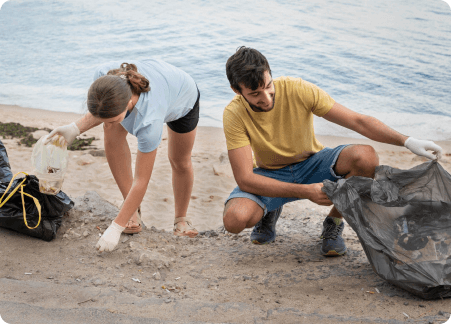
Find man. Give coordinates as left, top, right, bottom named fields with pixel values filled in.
left=222, top=46, right=442, bottom=256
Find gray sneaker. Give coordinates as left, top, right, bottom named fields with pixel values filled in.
left=320, top=217, right=347, bottom=256
left=250, top=206, right=283, bottom=244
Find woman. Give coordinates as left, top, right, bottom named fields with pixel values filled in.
left=47, top=59, right=200, bottom=252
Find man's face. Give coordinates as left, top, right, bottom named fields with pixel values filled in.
left=234, top=71, right=275, bottom=112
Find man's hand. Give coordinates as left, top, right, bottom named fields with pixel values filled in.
left=404, top=137, right=442, bottom=160
left=306, top=183, right=333, bottom=206
left=44, top=122, right=80, bottom=146
left=95, top=221, right=125, bottom=252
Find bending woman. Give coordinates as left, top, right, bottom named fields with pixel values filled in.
left=47, top=59, right=200, bottom=251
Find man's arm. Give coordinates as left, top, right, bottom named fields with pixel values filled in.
left=322, top=102, right=408, bottom=146
left=323, top=102, right=442, bottom=160
left=228, top=145, right=332, bottom=205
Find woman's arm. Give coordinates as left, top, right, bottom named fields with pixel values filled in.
left=75, top=112, right=103, bottom=134
left=113, top=148, right=157, bottom=227
left=96, top=148, right=157, bottom=252
left=46, top=112, right=103, bottom=145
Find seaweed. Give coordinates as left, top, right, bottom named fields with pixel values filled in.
left=0, top=122, right=39, bottom=138
left=0, top=122, right=95, bottom=151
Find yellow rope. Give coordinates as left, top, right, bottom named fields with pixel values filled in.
left=0, top=172, right=42, bottom=229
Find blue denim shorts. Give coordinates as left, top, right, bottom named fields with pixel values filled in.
left=225, top=145, right=350, bottom=214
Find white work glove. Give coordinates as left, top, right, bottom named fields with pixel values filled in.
left=44, top=122, right=80, bottom=146
left=95, top=221, right=125, bottom=252
left=404, top=137, right=442, bottom=161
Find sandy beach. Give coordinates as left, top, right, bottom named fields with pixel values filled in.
left=1, top=103, right=451, bottom=323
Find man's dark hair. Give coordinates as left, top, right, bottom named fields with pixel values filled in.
left=226, top=46, right=272, bottom=92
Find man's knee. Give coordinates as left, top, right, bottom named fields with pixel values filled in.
left=350, top=145, right=379, bottom=177
left=223, top=206, right=248, bottom=234
left=223, top=199, right=262, bottom=234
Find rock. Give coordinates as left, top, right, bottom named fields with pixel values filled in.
left=31, top=130, right=50, bottom=140
left=219, top=152, right=229, bottom=163
left=65, top=191, right=117, bottom=225
left=76, top=154, right=96, bottom=166
left=134, top=250, right=173, bottom=268
left=92, top=278, right=105, bottom=286
left=200, top=230, right=219, bottom=238
left=88, top=149, right=106, bottom=157
left=129, top=242, right=141, bottom=251
left=83, top=231, right=89, bottom=237
left=153, top=272, right=161, bottom=280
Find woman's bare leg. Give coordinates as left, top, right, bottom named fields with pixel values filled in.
left=167, top=126, right=197, bottom=235
left=103, top=122, right=139, bottom=226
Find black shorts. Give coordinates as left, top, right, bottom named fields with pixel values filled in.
left=167, top=89, right=200, bottom=134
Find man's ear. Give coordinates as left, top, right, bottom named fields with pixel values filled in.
left=231, top=86, right=241, bottom=95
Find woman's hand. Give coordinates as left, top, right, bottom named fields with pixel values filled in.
left=95, top=221, right=125, bottom=252
left=45, top=122, right=80, bottom=146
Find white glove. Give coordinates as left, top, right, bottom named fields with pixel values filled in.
left=44, top=122, right=80, bottom=146
left=404, top=137, right=442, bottom=160
left=95, top=221, right=125, bottom=252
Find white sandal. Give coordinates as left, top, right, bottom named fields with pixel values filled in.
left=173, top=217, right=198, bottom=238
left=123, top=206, right=143, bottom=234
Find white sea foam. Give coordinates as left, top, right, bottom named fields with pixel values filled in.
left=314, top=111, right=451, bottom=141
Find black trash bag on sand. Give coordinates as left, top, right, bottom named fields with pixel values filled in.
left=0, top=139, right=74, bottom=241
left=323, top=161, right=451, bottom=299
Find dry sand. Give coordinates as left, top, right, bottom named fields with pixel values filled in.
left=1, top=103, right=451, bottom=323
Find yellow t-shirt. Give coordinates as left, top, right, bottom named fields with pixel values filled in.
left=223, top=76, right=335, bottom=170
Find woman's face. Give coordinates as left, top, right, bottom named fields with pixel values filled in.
left=100, top=97, right=133, bottom=125
left=101, top=108, right=128, bottom=125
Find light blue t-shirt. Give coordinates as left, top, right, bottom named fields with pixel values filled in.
left=93, top=59, right=198, bottom=153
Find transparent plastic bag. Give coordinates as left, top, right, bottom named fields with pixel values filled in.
left=31, top=135, right=68, bottom=195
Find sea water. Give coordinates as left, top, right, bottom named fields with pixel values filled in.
left=0, top=0, right=450, bottom=140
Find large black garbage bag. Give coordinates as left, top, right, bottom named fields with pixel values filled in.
left=323, top=161, right=451, bottom=299
left=0, top=140, right=74, bottom=241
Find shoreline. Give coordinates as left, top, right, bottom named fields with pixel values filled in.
left=3, top=103, right=451, bottom=143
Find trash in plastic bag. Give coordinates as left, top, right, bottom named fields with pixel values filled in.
left=31, top=135, right=68, bottom=195
left=322, top=161, right=451, bottom=299
left=0, top=139, right=74, bottom=241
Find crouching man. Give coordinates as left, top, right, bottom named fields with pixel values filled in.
left=222, top=46, right=442, bottom=256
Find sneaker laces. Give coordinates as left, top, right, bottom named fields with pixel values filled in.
left=321, top=221, right=341, bottom=240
